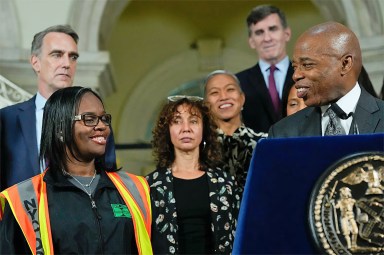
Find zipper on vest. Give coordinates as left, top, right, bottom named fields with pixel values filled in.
left=89, top=195, right=104, bottom=254
left=90, top=197, right=101, bottom=219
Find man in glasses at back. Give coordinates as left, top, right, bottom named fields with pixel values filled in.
left=0, top=25, right=116, bottom=191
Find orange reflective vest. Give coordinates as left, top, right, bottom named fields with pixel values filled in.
left=0, top=170, right=152, bottom=255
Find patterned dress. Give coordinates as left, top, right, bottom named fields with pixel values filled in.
left=146, top=167, right=241, bottom=254
left=217, top=125, right=267, bottom=193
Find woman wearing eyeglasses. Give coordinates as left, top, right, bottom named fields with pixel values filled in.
left=0, top=86, right=152, bottom=254
left=146, top=96, right=241, bottom=254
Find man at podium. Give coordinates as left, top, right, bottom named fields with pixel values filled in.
left=234, top=21, right=384, bottom=255
left=268, top=21, right=384, bottom=138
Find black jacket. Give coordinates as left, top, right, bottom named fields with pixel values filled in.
left=268, top=88, right=384, bottom=138
left=0, top=169, right=138, bottom=254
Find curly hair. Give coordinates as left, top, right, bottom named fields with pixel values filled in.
left=152, top=98, right=222, bottom=171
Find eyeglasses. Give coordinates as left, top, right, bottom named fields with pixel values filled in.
left=167, top=95, right=203, bottom=102
left=73, top=113, right=112, bottom=127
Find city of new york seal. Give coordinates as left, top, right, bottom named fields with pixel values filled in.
left=309, top=152, right=384, bottom=254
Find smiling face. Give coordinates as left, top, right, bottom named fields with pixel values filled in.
left=292, top=35, right=345, bottom=107
left=31, top=32, right=79, bottom=98
left=248, top=13, right=291, bottom=64
left=205, top=73, right=245, bottom=125
left=292, top=22, right=361, bottom=107
left=71, top=92, right=110, bottom=162
left=169, top=104, right=203, bottom=153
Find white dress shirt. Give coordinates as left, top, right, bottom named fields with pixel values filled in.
left=321, top=83, right=361, bottom=135
left=35, top=92, right=47, bottom=172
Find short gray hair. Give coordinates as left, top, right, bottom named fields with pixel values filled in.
left=31, top=24, right=79, bottom=56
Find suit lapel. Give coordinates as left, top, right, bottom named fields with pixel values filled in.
left=300, top=107, right=322, bottom=136
left=281, top=65, right=295, bottom=117
left=354, top=88, right=380, bottom=133
left=18, top=97, right=40, bottom=174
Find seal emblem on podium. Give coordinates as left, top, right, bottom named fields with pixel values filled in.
left=309, top=151, right=384, bottom=254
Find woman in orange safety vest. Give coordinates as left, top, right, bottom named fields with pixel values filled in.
left=0, top=86, right=152, bottom=255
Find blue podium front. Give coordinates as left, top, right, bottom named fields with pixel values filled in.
left=233, top=134, right=384, bottom=254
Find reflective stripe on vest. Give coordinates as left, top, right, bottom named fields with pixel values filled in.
left=0, top=173, right=53, bottom=255
left=106, top=171, right=153, bottom=255
left=0, top=170, right=152, bottom=255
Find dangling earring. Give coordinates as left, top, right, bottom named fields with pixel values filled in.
left=203, top=141, right=206, bottom=149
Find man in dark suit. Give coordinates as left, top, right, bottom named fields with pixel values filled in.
left=268, top=22, right=384, bottom=138
left=0, top=25, right=116, bottom=191
left=237, top=5, right=294, bottom=133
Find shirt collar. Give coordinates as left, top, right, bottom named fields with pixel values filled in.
left=321, top=82, right=361, bottom=115
left=259, top=56, right=289, bottom=72
left=35, top=91, right=47, bottom=111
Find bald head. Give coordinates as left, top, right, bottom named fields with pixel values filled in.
left=301, top=22, right=362, bottom=77
left=292, top=22, right=362, bottom=106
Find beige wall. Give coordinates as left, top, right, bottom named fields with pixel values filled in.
left=13, top=0, right=73, bottom=49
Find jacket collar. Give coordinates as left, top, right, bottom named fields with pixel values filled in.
left=43, top=168, right=116, bottom=190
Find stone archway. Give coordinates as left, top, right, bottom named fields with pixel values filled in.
left=0, top=0, right=21, bottom=49
left=64, top=0, right=133, bottom=97
left=115, top=47, right=254, bottom=174
left=0, top=0, right=131, bottom=97
left=117, top=48, right=254, bottom=143
left=68, top=0, right=130, bottom=52
left=312, top=0, right=384, bottom=93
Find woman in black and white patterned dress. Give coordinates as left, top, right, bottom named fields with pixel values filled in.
left=146, top=96, right=241, bottom=254
left=203, top=70, right=268, bottom=194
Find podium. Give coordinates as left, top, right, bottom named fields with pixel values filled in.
left=233, top=134, right=384, bottom=254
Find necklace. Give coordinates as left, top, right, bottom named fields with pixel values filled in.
left=67, top=170, right=97, bottom=197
